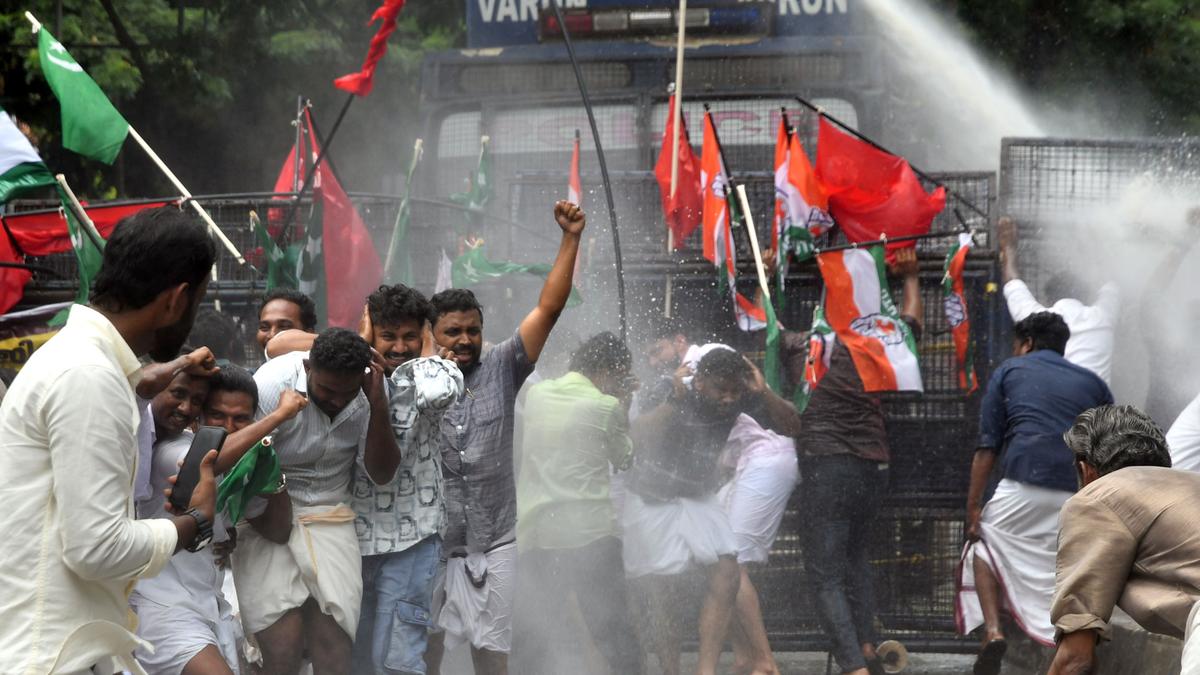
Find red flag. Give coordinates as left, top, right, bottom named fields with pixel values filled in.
left=816, top=119, right=945, bottom=253
left=303, top=111, right=383, bottom=328
left=568, top=132, right=582, bottom=206
left=334, top=0, right=407, bottom=96
left=0, top=233, right=29, bottom=315
left=654, top=96, right=703, bottom=250
left=0, top=201, right=171, bottom=256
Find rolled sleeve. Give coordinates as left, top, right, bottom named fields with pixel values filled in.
left=411, top=356, right=464, bottom=415
left=48, top=367, right=178, bottom=581
left=1003, top=279, right=1048, bottom=322
left=1051, top=493, right=1138, bottom=641
left=978, top=366, right=1008, bottom=449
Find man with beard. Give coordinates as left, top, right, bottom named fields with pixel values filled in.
left=425, top=201, right=585, bottom=675
left=624, top=348, right=802, bottom=675
left=0, top=206, right=219, bottom=674
left=232, top=327, right=401, bottom=674
left=351, top=284, right=463, bottom=675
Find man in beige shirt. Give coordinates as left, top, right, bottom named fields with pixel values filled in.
left=1048, top=404, right=1200, bottom=675
left=0, top=207, right=220, bottom=675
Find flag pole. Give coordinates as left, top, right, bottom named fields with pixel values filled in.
left=793, top=94, right=985, bottom=223
left=736, top=184, right=771, bottom=301
left=292, top=96, right=306, bottom=194
left=279, top=93, right=356, bottom=242
left=550, top=0, right=628, bottom=341
left=669, top=0, right=687, bottom=199
left=124, top=127, right=244, bottom=264
left=53, top=174, right=104, bottom=252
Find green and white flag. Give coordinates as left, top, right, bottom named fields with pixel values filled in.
left=250, top=211, right=298, bottom=291
left=297, top=200, right=327, bottom=326
left=217, top=438, right=282, bottom=525
left=37, top=27, right=130, bottom=164
left=452, top=242, right=581, bottom=306
left=0, top=107, right=56, bottom=203
left=449, top=136, right=492, bottom=230
left=385, top=140, right=422, bottom=286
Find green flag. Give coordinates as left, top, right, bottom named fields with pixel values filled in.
left=449, top=137, right=492, bottom=230
left=763, top=294, right=782, bottom=394
left=297, top=200, right=327, bottom=326
left=217, top=438, right=282, bottom=524
left=0, top=106, right=57, bottom=203
left=37, top=28, right=129, bottom=165
left=385, top=141, right=422, bottom=286
left=452, top=243, right=582, bottom=307
left=250, top=211, right=299, bottom=290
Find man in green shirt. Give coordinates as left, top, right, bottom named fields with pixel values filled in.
left=513, top=331, right=641, bottom=674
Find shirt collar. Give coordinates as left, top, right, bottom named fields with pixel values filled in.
left=68, top=304, right=143, bottom=386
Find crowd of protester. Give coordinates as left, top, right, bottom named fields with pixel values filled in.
left=2, top=201, right=1200, bottom=675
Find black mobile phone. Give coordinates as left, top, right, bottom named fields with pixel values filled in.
left=169, top=425, right=227, bottom=512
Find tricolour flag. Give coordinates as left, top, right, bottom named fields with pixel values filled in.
left=793, top=304, right=835, bottom=412
left=780, top=126, right=834, bottom=268
left=816, top=246, right=922, bottom=392
left=654, top=96, right=703, bottom=249
left=816, top=118, right=943, bottom=254
left=771, top=117, right=790, bottom=286
left=568, top=130, right=582, bottom=205
left=36, top=27, right=129, bottom=164
left=700, top=110, right=762, bottom=332
left=942, top=232, right=977, bottom=393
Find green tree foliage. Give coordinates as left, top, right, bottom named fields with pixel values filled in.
left=0, top=1, right=465, bottom=199
left=943, top=0, right=1200, bottom=132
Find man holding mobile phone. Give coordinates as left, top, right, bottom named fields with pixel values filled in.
left=0, top=207, right=220, bottom=675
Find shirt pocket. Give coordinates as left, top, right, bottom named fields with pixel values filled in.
left=459, top=391, right=504, bottom=464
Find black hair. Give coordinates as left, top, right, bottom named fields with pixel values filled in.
left=1013, top=311, right=1071, bottom=355
left=368, top=284, right=431, bottom=329
left=187, top=307, right=243, bottom=365
left=569, top=331, right=632, bottom=377
left=258, top=288, right=318, bottom=331
left=90, top=206, right=216, bottom=312
left=695, top=347, right=750, bottom=382
left=309, top=327, right=371, bottom=374
left=429, top=288, right=484, bottom=324
left=207, top=365, right=258, bottom=410
left=648, top=317, right=690, bottom=342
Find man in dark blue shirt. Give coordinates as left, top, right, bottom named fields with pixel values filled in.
left=957, top=312, right=1113, bottom=675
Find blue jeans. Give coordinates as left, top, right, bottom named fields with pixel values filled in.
left=800, top=455, right=888, bottom=673
left=354, top=535, right=442, bottom=675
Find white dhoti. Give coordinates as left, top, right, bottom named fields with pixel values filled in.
left=231, top=504, right=361, bottom=640
left=956, top=479, right=1071, bottom=646
left=621, top=491, right=739, bottom=578
left=436, top=541, right=517, bottom=654
left=717, top=415, right=799, bottom=564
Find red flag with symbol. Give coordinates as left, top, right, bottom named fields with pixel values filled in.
left=942, top=232, right=977, bottom=393
left=816, top=119, right=945, bottom=253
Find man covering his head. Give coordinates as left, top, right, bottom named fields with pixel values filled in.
left=1047, top=405, right=1200, bottom=675
left=232, top=327, right=401, bottom=674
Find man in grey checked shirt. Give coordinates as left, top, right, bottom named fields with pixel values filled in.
left=425, top=201, right=586, bottom=675
left=351, top=284, right=463, bottom=675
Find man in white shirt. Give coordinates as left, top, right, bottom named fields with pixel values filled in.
left=0, top=206, right=220, bottom=675
left=998, top=216, right=1119, bottom=385
left=232, top=327, right=401, bottom=675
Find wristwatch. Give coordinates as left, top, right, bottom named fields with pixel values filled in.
left=270, top=472, right=288, bottom=495
left=184, top=508, right=213, bottom=552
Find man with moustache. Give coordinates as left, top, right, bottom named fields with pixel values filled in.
left=255, top=288, right=318, bottom=357
left=351, top=284, right=463, bottom=675
left=425, top=201, right=585, bottom=675
left=0, top=206, right=219, bottom=674
left=624, top=348, right=802, bottom=675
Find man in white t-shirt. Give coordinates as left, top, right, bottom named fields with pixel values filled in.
left=998, top=217, right=1119, bottom=385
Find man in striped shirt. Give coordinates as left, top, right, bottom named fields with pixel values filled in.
left=231, top=328, right=401, bottom=674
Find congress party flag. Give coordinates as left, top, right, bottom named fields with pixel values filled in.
left=942, top=232, right=977, bottom=393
